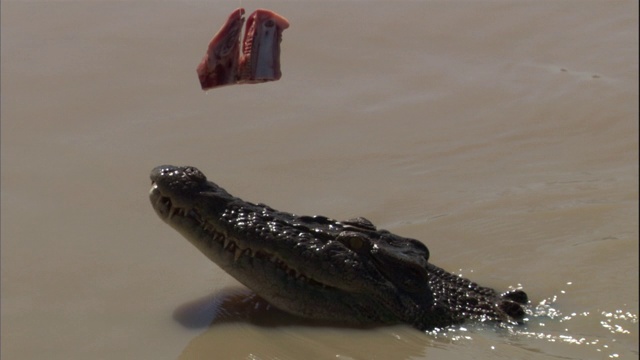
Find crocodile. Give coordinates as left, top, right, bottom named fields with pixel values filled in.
left=149, top=165, right=528, bottom=331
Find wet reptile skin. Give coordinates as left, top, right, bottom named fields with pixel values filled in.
left=149, top=165, right=528, bottom=330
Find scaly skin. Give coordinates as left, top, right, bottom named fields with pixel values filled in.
left=149, top=165, right=528, bottom=330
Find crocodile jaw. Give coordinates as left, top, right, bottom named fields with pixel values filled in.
left=148, top=166, right=408, bottom=324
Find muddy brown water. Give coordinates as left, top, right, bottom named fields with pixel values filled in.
left=2, top=1, right=638, bottom=359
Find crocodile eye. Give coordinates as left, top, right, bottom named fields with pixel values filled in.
left=349, top=236, right=364, bottom=250
left=336, top=232, right=370, bottom=252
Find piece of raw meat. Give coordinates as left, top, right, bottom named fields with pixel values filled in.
left=197, top=8, right=290, bottom=90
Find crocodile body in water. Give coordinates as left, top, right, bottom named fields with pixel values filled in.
left=149, top=165, right=528, bottom=331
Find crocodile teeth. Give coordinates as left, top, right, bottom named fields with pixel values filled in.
left=188, top=209, right=199, bottom=220
left=156, top=196, right=171, bottom=215
left=234, top=247, right=243, bottom=262
left=212, top=232, right=223, bottom=243
left=168, top=206, right=179, bottom=220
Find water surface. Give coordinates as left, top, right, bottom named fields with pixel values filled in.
left=2, top=1, right=638, bottom=359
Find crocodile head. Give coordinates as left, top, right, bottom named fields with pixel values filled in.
left=149, top=165, right=455, bottom=328
left=150, top=165, right=528, bottom=330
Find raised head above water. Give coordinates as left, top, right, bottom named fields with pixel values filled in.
left=149, top=165, right=528, bottom=330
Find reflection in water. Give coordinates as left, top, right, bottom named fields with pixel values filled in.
left=173, top=287, right=320, bottom=329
